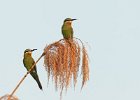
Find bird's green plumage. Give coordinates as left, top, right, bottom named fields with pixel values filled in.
left=62, top=24, right=73, bottom=39
left=62, top=18, right=76, bottom=39
left=23, top=49, right=42, bottom=90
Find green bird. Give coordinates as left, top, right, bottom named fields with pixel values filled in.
left=62, top=18, right=77, bottom=39
left=23, top=49, right=42, bottom=90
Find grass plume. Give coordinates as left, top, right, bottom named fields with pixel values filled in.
left=0, top=94, right=19, bottom=100
left=44, top=38, right=89, bottom=96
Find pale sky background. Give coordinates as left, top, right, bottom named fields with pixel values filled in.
left=0, top=0, right=140, bottom=100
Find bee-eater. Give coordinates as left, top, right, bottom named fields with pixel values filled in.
left=23, top=49, right=42, bottom=90
left=61, top=18, right=77, bottom=39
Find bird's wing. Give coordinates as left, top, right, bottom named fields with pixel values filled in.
left=71, top=27, right=73, bottom=38
left=32, top=58, right=37, bottom=73
left=23, top=58, right=30, bottom=70
left=23, top=57, right=37, bottom=73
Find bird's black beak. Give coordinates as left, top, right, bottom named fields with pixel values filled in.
left=72, top=19, right=77, bottom=21
left=31, top=49, right=37, bottom=52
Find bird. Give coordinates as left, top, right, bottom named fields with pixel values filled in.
left=23, top=49, right=43, bottom=90
left=61, top=18, right=77, bottom=39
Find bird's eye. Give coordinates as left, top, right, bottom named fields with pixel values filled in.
left=24, top=51, right=28, bottom=53
left=64, top=20, right=69, bottom=22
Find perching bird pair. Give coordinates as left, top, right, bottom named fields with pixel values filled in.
left=23, top=18, right=76, bottom=90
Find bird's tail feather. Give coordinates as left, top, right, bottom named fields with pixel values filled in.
left=36, top=78, right=43, bottom=90
left=31, top=73, right=43, bottom=90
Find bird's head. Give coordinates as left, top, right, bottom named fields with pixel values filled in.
left=63, top=18, right=77, bottom=25
left=24, top=49, right=37, bottom=56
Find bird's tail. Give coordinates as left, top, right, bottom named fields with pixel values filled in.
left=31, top=73, right=43, bottom=90
left=35, top=77, right=43, bottom=90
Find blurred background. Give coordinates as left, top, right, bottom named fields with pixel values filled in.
left=0, top=0, right=140, bottom=100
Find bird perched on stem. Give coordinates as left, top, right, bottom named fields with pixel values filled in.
left=23, top=49, right=42, bottom=90
left=61, top=18, right=77, bottom=40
